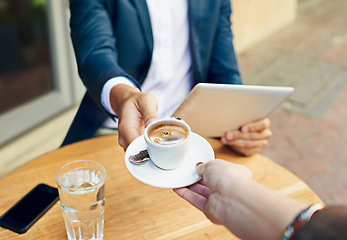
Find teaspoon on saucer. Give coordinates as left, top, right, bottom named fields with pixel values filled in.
left=129, top=149, right=150, bottom=164
left=129, top=137, right=183, bottom=165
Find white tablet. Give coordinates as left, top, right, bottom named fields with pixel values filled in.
left=172, top=83, right=294, bottom=137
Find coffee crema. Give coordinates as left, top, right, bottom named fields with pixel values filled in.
left=148, top=123, right=188, bottom=145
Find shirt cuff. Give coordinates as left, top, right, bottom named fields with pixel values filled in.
left=101, top=76, right=137, bottom=115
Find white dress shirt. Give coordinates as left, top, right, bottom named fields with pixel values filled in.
left=102, top=0, right=192, bottom=128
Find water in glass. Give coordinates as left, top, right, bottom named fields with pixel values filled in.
left=58, top=168, right=105, bottom=240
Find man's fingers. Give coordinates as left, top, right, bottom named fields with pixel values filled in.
left=231, top=146, right=263, bottom=156
left=117, top=92, right=159, bottom=149
left=118, top=118, right=143, bottom=150
left=226, top=138, right=269, bottom=149
left=241, top=118, right=271, bottom=133
left=223, top=129, right=272, bottom=142
left=223, top=138, right=269, bottom=156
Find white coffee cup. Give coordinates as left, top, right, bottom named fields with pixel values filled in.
left=144, top=118, right=191, bottom=170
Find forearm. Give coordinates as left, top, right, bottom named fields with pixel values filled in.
left=69, top=0, right=135, bottom=104
left=214, top=178, right=307, bottom=240
left=238, top=182, right=307, bottom=240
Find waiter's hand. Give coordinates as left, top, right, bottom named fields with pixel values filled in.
left=221, top=118, right=272, bottom=156
left=174, top=159, right=307, bottom=240
left=110, top=84, right=159, bottom=150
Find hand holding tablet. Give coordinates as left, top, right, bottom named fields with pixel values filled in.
left=172, top=83, right=294, bottom=137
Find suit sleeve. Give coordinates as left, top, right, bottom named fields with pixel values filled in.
left=69, top=0, right=140, bottom=106
left=207, top=0, right=242, bottom=85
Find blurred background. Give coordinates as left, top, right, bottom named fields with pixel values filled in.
left=0, top=0, right=346, bottom=205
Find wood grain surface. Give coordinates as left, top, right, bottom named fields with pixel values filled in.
left=0, top=135, right=322, bottom=239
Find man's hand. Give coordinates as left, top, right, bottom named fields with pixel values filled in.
left=221, top=118, right=272, bottom=156
left=110, top=84, right=159, bottom=150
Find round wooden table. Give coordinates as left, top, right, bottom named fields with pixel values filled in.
left=0, top=135, right=322, bottom=239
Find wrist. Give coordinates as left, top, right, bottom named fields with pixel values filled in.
left=101, top=76, right=138, bottom=115
left=281, top=203, right=325, bottom=240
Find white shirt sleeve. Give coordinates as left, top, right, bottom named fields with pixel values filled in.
left=101, top=76, right=137, bottom=115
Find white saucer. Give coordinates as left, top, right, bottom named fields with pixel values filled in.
left=125, top=133, right=215, bottom=188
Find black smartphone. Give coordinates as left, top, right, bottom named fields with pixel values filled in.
left=0, top=183, right=59, bottom=234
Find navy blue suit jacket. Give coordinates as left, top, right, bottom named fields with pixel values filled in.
left=62, top=0, right=242, bottom=146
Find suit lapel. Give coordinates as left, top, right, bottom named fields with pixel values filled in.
left=130, top=0, right=153, bottom=53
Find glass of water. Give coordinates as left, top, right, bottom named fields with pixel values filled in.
left=56, top=160, right=106, bottom=240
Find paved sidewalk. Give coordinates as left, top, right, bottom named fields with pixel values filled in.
left=238, top=0, right=347, bottom=205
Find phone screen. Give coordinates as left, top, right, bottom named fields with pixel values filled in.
left=0, top=183, right=59, bottom=234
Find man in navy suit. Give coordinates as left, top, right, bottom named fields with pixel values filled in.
left=62, top=0, right=272, bottom=156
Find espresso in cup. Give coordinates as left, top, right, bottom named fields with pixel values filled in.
left=144, top=118, right=191, bottom=170
left=148, top=123, right=189, bottom=145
